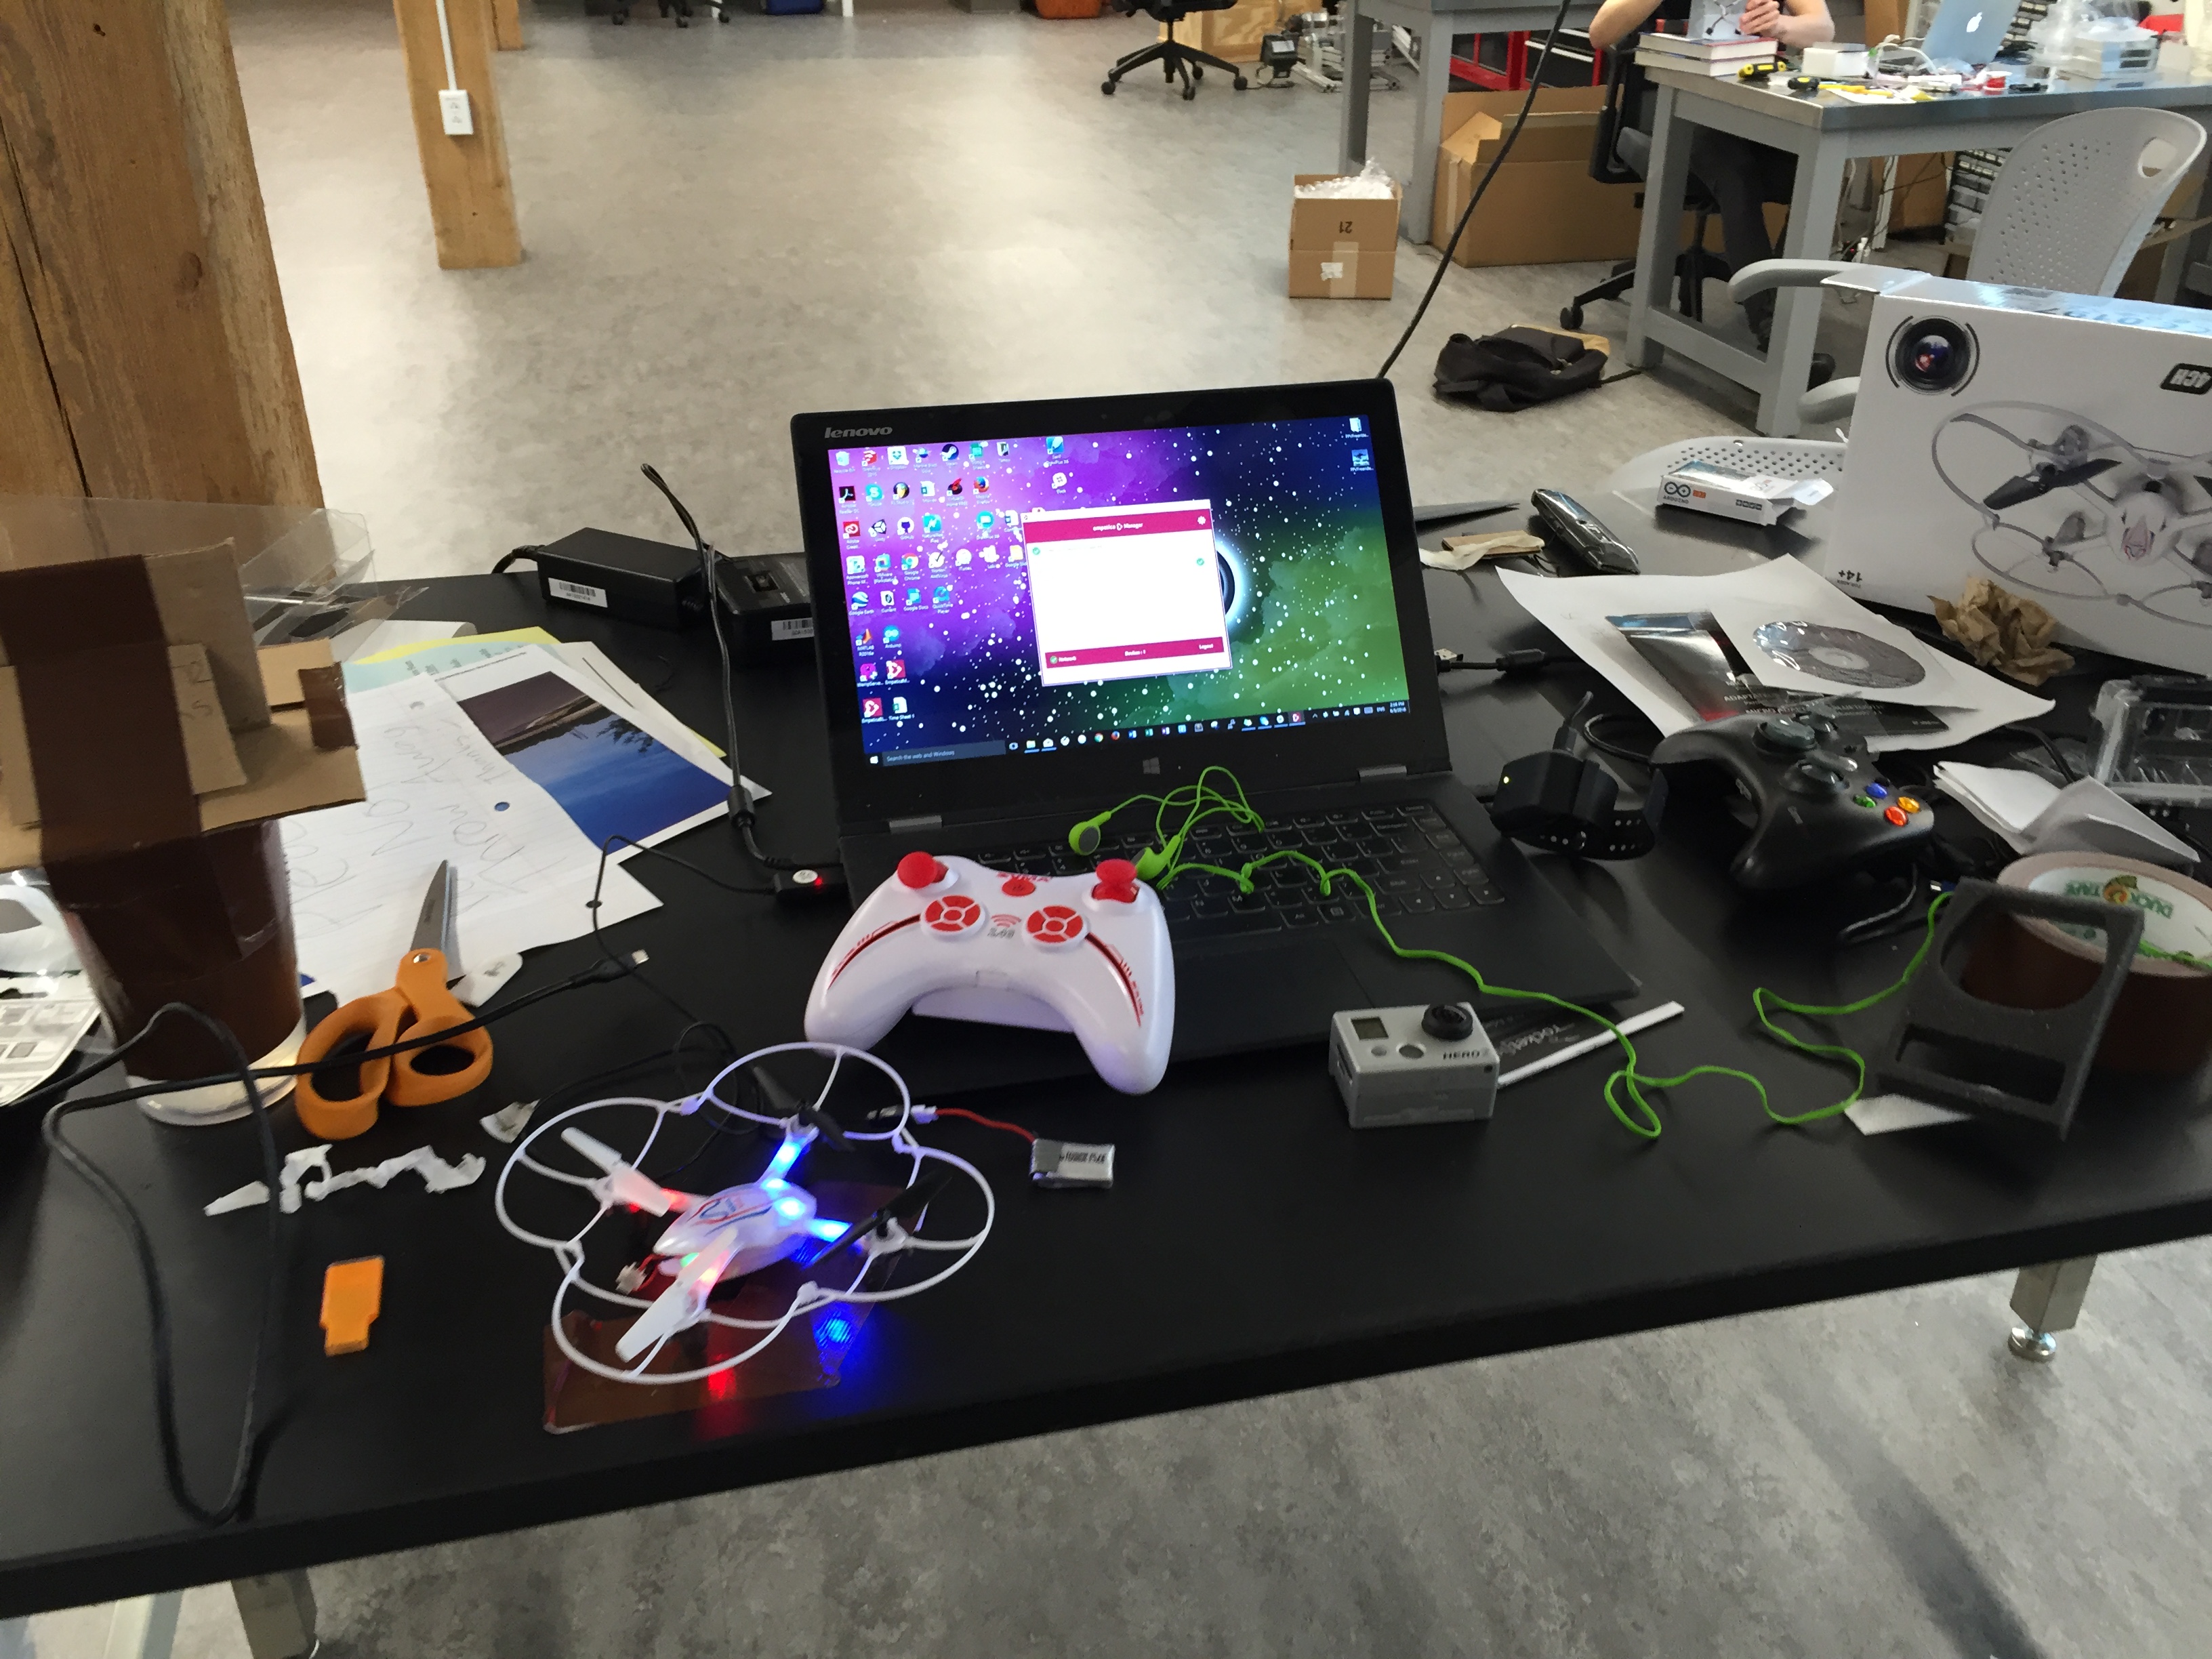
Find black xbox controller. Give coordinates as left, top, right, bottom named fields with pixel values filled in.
left=1649, top=712, right=1932, bottom=889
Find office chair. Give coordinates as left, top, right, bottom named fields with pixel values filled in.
left=1559, top=41, right=1732, bottom=330
left=1103, top=0, right=1250, bottom=100
left=1733, top=106, right=2208, bottom=428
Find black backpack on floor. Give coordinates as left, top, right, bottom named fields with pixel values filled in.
left=1433, top=327, right=1608, bottom=412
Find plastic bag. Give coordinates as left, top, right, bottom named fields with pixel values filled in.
left=1294, top=157, right=1397, bottom=199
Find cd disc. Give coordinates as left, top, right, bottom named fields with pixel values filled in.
left=1749, top=621, right=1927, bottom=689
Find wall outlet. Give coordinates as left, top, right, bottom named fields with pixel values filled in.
left=438, top=88, right=474, bottom=136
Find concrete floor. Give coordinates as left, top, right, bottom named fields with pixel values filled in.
left=24, top=3, right=2212, bottom=1654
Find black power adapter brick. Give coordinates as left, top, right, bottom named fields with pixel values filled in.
left=499, top=529, right=707, bottom=630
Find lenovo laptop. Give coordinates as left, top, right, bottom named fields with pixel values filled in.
left=790, top=380, right=1635, bottom=1082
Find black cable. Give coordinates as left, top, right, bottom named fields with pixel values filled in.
left=1837, top=861, right=1938, bottom=948
left=638, top=464, right=839, bottom=876
left=491, top=546, right=543, bottom=575
left=42, top=1004, right=283, bottom=1526
left=1374, top=0, right=1574, bottom=380
left=2000, top=722, right=2078, bottom=783
left=583, top=834, right=762, bottom=1040
left=1435, top=647, right=1573, bottom=675
left=1579, top=710, right=1662, bottom=768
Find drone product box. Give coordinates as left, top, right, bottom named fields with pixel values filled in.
left=1659, top=457, right=1834, bottom=527
left=1820, top=270, right=2212, bottom=675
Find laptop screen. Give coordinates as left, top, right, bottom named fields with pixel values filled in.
left=821, top=415, right=1412, bottom=770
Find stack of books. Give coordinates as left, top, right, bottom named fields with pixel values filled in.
left=1633, top=32, right=1778, bottom=76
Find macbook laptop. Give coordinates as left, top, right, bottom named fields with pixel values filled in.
left=790, top=380, right=1635, bottom=1086
left=1920, top=0, right=2007, bottom=70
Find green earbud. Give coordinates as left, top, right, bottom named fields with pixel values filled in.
left=1067, top=813, right=1111, bottom=856
left=1132, top=834, right=1183, bottom=882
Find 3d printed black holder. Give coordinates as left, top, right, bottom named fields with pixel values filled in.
left=1870, top=878, right=2144, bottom=1136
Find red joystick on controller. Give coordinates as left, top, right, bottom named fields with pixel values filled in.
left=897, top=851, right=947, bottom=890
left=1092, top=858, right=1140, bottom=903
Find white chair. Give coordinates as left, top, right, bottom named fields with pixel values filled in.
left=1729, top=106, right=2209, bottom=428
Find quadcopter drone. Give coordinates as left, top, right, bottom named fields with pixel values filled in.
left=495, top=1042, right=993, bottom=1385
left=1932, top=401, right=2212, bottom=630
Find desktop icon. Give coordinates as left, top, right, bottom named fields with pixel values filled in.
left=975, top=510, right=996, bottom=532
left=972, top=477, right=990, bottom=495
left=838, top=484, right=857, bottom=503
left=861, top=449, right=879, bottom=467
left=842, top=520, right=861, bottom=539
left=1351, top=449, right=1371, bottom=471
left=870, top=520, right=888, bottom=537
left=1050, top=471, right=1067, bottom=491
left=941, top=443, right=960, bottom=462
left=885, top=659, right=906, bottom=681
left=901, top=553, right=920, bottom=573
left=945, top=478, right=964, bottom=497
left=865, top=483, right=884, bottom=502
left=862, top=697, right=883, bottom=719
left=834, top=450, right=852, bottom=468
left=1044, top=436, right=1065, bottom=457
left=888, top=445, right=907, bottom=465
left=848, top=592, right=871, bottom=613
left=1349, top=417, right=1363, bottom=433
left=980, top=548, right=1000, bottom=565
left=890, top=481, right=909, bottom=499
left=1025, top=739, right=1038, bottom=750
left=843, top=554, right=865, bottom=576
left=954, top=549, right=972, bottom=568
left=968, top=441, right=986, bottom=462
left=874, top=553, right=892, bottom=575
left=884, top=626, right=901, bottom=644
left=997, top=441, right=1013, bottom=457
left=927, top=549, right=947, bottom=569
left=1007, top=546, right=1025, bottom=564
left=855, top=628, right=873, bottom=648
left=922, top=514, right=943, bottom=535
left=891, top=697, right=908, bottom=716
left=904, top=586, right=923, bottom=607
left=1002, top=510, right=1021, bottom=530
left=918, top=480, right=937, bottom=499
left=931, top=584, right=952, bottom=605
left=895, top=518, right=914, bottom=538
left=858, top=661, right=879, bottom=682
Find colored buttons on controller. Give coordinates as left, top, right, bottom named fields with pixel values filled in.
left=1864, top=782, right=1889, bottom=800
left=897, top=851, right=948, bottom=889
left=1883, top=805, right=1908, bottom=826
left=1755, top=717, right=1816, bottom=755
left=1000, top=874, right=1037, bottom=897
left=1090, top=858, right=1139, bottom=904
left=1898, top=795, right=1923, bottom=814
left=1023, top=905, right=1087, bottom=949
left=922, top=894, right=984, bottom=937
left=1853, top=794, right=1876, bottom=809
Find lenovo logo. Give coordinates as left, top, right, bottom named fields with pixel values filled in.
left=825, top=426, right=894, bottom=438
left=2161, top=363, right=2212, bottom=395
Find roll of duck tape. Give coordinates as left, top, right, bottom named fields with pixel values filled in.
left=1963, top=853, right=2212, bottom=1078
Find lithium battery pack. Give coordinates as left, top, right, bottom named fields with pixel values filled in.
left=1031, top=1138, right=1114, bottom=1188
left=714, top=552, right=815, bottom=663
left=1658, top=459, right=1833, bottom=527
left=526, top=528, right=706, bottom=630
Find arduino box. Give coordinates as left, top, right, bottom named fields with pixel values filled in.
left=1658, top=457, right=1833, bottom=527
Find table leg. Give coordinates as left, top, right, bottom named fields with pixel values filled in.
left=2007, top=1256, right=2096, bottom=1364
left=231, top=1574, right=318, bottom=1659
left=1626, top=85, right=1692, bottom=370
left=101, top=1595, right=181, bottom=1659
left=1757, top=136, right=1847, bottom=438
left=1399, top=14, right=1452, bottom=243
left=1338, top=0, right=1374, bottom=174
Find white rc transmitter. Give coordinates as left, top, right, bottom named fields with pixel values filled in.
left=1329, top=1002, right=1498, bottom=1128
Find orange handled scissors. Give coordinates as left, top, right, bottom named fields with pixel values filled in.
left=296, top=862, right=493, bottom=1140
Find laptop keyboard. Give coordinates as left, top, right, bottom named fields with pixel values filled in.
left=970, top=802, right=1505, bottom=944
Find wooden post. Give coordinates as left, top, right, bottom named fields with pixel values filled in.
left=0, top=0, right=321, bottom=505
left=392, top=0, right=522, bottom=270
left=491, top=0, right=525, bottom=50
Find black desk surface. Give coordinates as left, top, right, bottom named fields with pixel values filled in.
left=5, top=552, right=2210, bottom=1620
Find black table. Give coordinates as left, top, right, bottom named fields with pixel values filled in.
left=5, top=545, right=2210, bottom=1639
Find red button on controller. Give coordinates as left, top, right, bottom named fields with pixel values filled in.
left=1883, top=805, right=1908, bottom=827
left=1091, top=858, right=1139, bottom=903
left=1024, top=905, right=1087, bottom=947
left=1001, top=874, right=1037, bottom=897
left=897, top=851, right=947, bottom=889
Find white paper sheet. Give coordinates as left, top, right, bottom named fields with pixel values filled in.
left=1933, top=764, right=2200, bottom=867
left=1496, top=558, right=2052, bottom=752
left=282, top=678, right=659, bottom=1003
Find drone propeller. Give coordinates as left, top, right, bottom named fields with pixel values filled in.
left=754, top=1067, right=853, bottom=1152
left=807, top=1166, right=955, bottom=1267
left=562, top=1127, right=682, bottom=1214
left=1984, top=457, right=2118, bottom=512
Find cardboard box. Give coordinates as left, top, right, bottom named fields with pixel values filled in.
left=0, top=535, right=363, bottom=869
left=1818, top=268, right=2212, bottom=674
left=1290, top=173, right=1401, bottom=299
left=1428, top=88, right=1647, bottom=267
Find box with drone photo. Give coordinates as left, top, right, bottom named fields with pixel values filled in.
left=1820, top=270, right=2212, bottom=676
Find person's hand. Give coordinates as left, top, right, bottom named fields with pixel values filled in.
left=1740, top=0, right=1786, bottom=38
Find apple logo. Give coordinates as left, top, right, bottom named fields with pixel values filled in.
left=1965, top=9, right=1982, bottom=30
